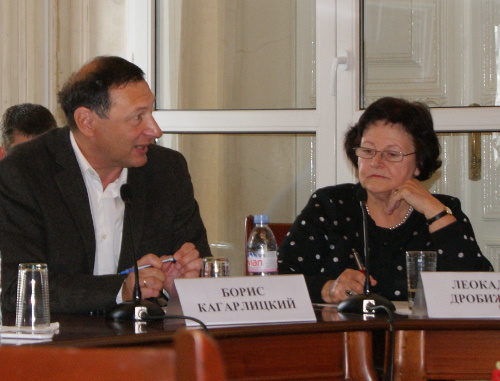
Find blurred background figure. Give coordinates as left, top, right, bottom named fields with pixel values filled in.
left=0, top=103, right=57, bottom=158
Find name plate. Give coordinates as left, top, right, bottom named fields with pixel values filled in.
left=174, top=274, right=316, bottom=326
left=421, top=272, right=500, bottom=318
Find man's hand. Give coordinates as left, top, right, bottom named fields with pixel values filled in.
left=121, top=254, right=165, bottom=301
left=160, top=242, right=202, bottom=295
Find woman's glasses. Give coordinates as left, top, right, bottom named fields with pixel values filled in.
left=353, top=147, right=416, bottom=162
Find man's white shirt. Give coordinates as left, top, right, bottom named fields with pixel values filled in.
left=70, top=131, right=128, bottom=302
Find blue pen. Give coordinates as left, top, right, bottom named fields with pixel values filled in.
left=119, top=256, right=176, bottom=275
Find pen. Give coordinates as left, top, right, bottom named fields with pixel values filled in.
left=352, top=249, right=366, bottom=274
left=119, top=256, right=176, bottom=275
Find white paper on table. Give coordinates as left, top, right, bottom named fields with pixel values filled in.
left=0, top=322, right=59, bottom=343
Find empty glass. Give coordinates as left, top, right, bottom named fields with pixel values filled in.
left=406, top=251, right=437, bottom=309
left=201, top=257, right=230, bottom=278
left=16, top=263, right=50, bottom=329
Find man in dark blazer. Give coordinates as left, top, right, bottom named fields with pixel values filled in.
left=0, top=56, right=210, bottom=314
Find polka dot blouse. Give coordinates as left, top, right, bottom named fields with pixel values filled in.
left=277, top=183, right=493, bottom=303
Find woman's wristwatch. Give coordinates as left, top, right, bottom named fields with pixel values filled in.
left=426, top=206, right=453, bottom=225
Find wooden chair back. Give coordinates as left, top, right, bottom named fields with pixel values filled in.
left=0, top=329, right=226, bottom=381
left=175, top=329, right=227, bottom=381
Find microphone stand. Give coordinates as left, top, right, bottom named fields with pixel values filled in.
left=338, top=197, right=395, bottom=314
left=107, top=185, right=165, bottom=321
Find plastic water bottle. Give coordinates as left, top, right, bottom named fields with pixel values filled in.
left=246, top=214, right=278, bottom=276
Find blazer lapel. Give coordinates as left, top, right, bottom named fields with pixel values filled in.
left=52, top=128, right=96, bottom=271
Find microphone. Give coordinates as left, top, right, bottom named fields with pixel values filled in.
left=338, top=187, right=395, bottom=314
left=106, top=184, right=165, bottom=320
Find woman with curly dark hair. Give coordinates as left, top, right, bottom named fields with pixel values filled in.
left=278, top=97, right=493, bottom=304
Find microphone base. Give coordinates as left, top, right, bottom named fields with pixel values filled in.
left=106, top=299, right=165, bottom=321
left=337, top=293, right=395, bottom=314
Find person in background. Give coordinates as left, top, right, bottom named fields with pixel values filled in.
left=0, top=56, right=210, bottom=314
left=278, top=97, right=493, bottom=304
left=0, top=103, right=57, bottom=158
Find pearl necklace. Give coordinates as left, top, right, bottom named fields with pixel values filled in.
left=365, top=204, right=414, bottom=230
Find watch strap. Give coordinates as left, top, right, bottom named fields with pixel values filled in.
left=426, top=208, right=450, bottom=225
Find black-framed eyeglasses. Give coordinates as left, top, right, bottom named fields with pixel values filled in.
left=353, top=147, right=416, bottom=162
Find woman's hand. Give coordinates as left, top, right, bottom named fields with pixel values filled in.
left=321, top=269, right=377, bottom=304
left=385, top=179, right=456, bottom=232
left=386, top=179, right=439, bottom=215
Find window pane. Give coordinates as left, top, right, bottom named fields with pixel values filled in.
left=157, top=133, right=315, bottom=275
left=155, top=0, right=316, bottom=110
left=362, top=0, right=500, bottom=108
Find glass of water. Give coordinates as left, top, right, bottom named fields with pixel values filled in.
left=201, top=257, right=230, bottom=278
left=406, top=251, right=437, bottom=309
left=16, top=263, right=50, bottom=329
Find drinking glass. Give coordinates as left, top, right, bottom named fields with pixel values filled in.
left=406, top=251, right=437, bottom=309
left=201, top=257, right=230, bottom=277
left=16, top=263, right=50, bottom=329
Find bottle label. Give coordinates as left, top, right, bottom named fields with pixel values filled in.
left=247, top=251, right=277, bottom=273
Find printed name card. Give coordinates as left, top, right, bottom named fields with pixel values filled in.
left=174, top=275, right=317, bottom=326
left=421, top=272, right=500, bottom=318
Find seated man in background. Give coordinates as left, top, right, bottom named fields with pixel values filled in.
left=0, top=103, right=57, bottom=158
left=0, top=56, right=210, bottom=314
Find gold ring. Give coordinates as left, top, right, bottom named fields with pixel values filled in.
left=143, top=279, right=147, bottom=287
left=346, top=290, right=355, bottom=296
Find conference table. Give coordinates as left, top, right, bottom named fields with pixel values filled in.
left=2, top=304, right=499, bottom=380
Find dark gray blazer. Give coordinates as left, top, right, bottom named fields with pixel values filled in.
left=0, top=127, right=210, bottom=313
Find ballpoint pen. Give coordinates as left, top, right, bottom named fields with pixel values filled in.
left=119, top=256, right=176, bottom=275
left=352, top=249, right=366, bottom=274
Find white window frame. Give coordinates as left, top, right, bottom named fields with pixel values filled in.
left=125, top=0, right=340, bottom=189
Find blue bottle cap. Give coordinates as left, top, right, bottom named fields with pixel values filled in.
left=254, top=214, right=269, bottom=224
